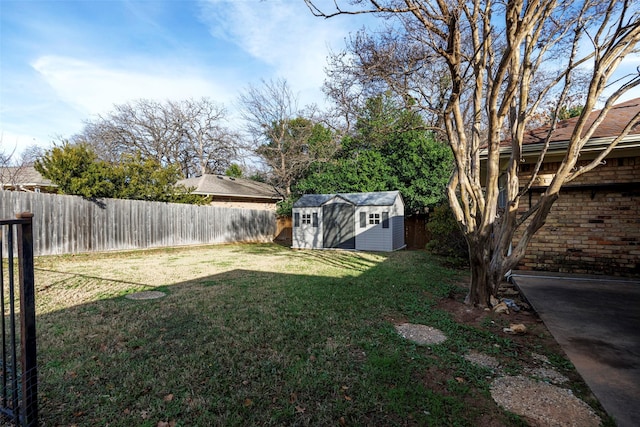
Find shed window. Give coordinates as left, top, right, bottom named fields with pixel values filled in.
left=312, top=212, right=318, bottom=227
left=302, top=213, right=312, bottom=225
left=294, top=212, right=300, bottom=227
left=382, top=211, right=389, bottom=228
left=360, top=212, right=367, bottom=228
left=369, top=213, right=380, bottom=225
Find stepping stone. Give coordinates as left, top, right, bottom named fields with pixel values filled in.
left=464, top=351, right=500, bottom=370
left=490, top=375, right=600, bottom=427
left=395, top=323, right=447, bottom=345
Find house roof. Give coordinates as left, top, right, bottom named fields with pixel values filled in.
left=522, top=97, right=640, bottom=145
left=294, top=191, right=402, bottom=208
left=0, top=166, right=57, bottom=188
left=177, top=174, right=283, bottom=201
left=484, top=97, right=640, bottom=158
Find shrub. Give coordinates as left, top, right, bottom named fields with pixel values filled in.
left=276, top=197, right=295, bottom=216
left=426, top=204, right=469, bottom=267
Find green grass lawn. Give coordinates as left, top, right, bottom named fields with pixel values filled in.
left=27, top=244, right=591, bottom=426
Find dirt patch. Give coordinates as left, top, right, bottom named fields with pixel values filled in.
left=415, top=280, right=604, bottom=426
left=436, top=298, right=490, bottom=326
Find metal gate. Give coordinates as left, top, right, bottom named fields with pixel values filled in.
left=0, top=213, right=37, bottom=427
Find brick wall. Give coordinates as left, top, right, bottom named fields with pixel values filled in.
left=516, top=156, right=640, bottom=277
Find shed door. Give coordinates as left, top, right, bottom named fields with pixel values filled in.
left=322, top=203, right=355, bottom=249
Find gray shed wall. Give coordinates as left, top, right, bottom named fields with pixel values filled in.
left=292, top=192, right=405, bottom=252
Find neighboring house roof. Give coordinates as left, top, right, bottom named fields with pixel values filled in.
left=0, top=166, right=57, bottom=191
left=177, top=174, right=283, bottom=201
left=489, top=97, right=640, bottom=157
left=294, top=191, right=402, bottom=208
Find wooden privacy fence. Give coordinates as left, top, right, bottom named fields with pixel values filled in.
left=0, top=191, right=276, bottom=256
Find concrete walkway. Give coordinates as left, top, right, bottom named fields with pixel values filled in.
left=511, top=271, right=640, bottom=427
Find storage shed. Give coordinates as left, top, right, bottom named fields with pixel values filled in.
left=292, top=191, right=405, bottom=252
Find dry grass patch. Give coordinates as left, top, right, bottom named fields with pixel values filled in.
left=22, top=244, right=612, bottom=426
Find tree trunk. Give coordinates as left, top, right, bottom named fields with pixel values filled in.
left=466, top=238, right=504, bottom=307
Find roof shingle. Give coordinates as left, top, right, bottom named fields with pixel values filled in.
left=294, top=191, right=401, bottom=208
left=522, top=97, right=640, bottom=145
left=177, top=174, right=282, bottom=200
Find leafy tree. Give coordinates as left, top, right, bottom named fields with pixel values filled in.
left=34, top=142, right=115, bottom=198
left=350, top=96, right=452, bottom=213
left=111, top=153, right=192, bottom=203
left=35, top=142, right=205, bottom=203
left=307, top=0, right=640, bottom=306
left=556, top=105, right=585, bottom=121
left=225, top=164, right=243, bottom=178
left=295, top=95, right=452, bottom=214
left=295, top=150, right=394, bottom=196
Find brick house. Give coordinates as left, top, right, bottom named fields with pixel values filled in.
left=510, top=98, right=640, bottom=276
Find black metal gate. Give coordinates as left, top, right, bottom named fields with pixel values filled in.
left=0, top=213, right=37, bottom=427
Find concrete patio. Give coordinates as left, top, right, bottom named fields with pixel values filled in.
left=512, top=271, right=640, bottom=427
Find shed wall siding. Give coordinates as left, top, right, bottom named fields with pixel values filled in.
left=292, top=191, right=405, bottom=252
left=292, top=207, right=323, bottom=249
left=355, top=206, right=392, bottom=251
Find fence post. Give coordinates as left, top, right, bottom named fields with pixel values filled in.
left=16, top=212, right=37, bottom=427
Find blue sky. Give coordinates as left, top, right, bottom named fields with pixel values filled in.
left=1, top=1, right=639, bottom=159
left=0, top=0, right=374, bottom=157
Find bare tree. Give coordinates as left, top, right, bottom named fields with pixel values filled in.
left=238, top=78, right=337, bottom=196
left=77, top=98, right=241, bottom=178
left=324, top=27, right=451, bottom=132
left=0, top=138, right=12, bottom=168
left=0, top=138, right=45, bottom=190
left=307, top=0, right=640, bottom=306
left=19, top=144, right=45, bottom=166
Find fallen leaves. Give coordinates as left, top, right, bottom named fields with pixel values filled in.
left=340, top=385, right=353, bottom=402
left=503, top=323, right=527, bottom=334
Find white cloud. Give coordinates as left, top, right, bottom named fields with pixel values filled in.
left=199, top=0, right=368, bottom=105
left=31, top=55, right=237, bottom=117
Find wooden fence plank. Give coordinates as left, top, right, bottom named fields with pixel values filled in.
left=1, top=191, right=276, bottom=256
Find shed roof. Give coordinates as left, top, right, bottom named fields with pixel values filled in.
left=177, top=174, right=282, bottom=200
left=294, top=191, right=402, bottom=208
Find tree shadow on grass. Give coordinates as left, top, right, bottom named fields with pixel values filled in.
left=35, top=253, right=515, bottom=427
